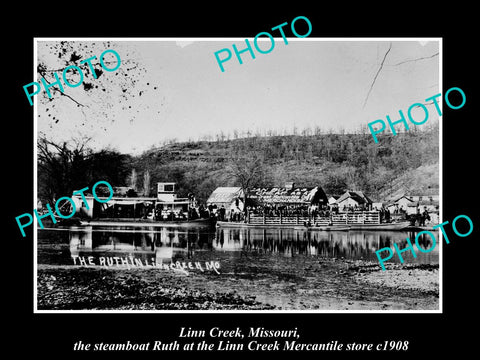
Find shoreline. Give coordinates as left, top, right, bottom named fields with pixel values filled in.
left=37, top=257, right=439, bottom=311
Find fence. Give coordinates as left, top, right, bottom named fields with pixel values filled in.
left=247, top=211, right=381, bottom=225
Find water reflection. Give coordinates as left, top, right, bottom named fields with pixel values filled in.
left=38, top=225, right=439, bottom=266
left=63, top=226, right=213, bottom=266
left=215, top=228, right=438, bottom=263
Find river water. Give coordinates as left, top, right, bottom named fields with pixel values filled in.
left=37, top=225, right=439, bottom=268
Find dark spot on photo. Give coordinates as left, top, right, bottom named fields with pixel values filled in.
left=70, top=52, right=82, bottom=63
left=83, top=82, right=94, bottom=91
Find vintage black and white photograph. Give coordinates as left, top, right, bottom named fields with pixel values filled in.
left=34, top=38, right=441, bottom=312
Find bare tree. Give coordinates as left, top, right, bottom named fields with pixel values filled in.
left=226, top=155, right=264, bottom=211
left=128, top=169, right=138, bottom=192
left=37, top=136, right=131, bottom=204
left=143, top=170, right=151, bottom=197
left=37, top=136, right=92, bottom=203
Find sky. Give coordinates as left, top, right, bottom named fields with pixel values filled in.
left=35, top=38, right=440, bottom=154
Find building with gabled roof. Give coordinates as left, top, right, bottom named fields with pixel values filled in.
left=393, top=194, right=414, bottom=211
left=335, top=190, right=373, bottom=209
left=384, top=193, right=439, bottom=215
left=248, top=183, right=328, bottom=207
left=206, top=187, right=245, bottom=212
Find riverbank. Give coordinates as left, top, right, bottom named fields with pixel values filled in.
left=37, top=255, right=439, bottom=311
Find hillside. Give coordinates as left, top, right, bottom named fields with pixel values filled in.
left=129, top=124, right=439, bottom=203
left=377, top=163, right=439, bottom=201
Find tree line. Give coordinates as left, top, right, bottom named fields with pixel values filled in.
left=37, top=137, right=131, bottom=203
left=38, top=122, right=439, bottom=205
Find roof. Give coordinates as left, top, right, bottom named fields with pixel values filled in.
left=328, top=196, right=338, bottom=204
left=249, top=186, right=328, bottom=204
left=207, top=187, right=244, bottom=204
left=392, top=193, right=439, bottom=203
left=393, top=194, right=413, bottom=202
left=113, top=186, right=133, bottom=196
left=336, top=190, right=372, bottom=205
left=72, top=195, right=185, bottom=204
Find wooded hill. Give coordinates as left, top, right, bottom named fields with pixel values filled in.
left=129, top=123, right=439, bottom=203
left=37, top=124, right=439, bottom=204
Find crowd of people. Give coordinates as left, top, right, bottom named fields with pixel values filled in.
left=211, top=203, right=367, bottom=223
left=141, top=200, right=431, bottom=226
left=208, top=202, right=432, bottom=226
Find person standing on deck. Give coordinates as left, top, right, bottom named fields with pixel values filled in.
left=219, top=205, right=226, bottom=221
